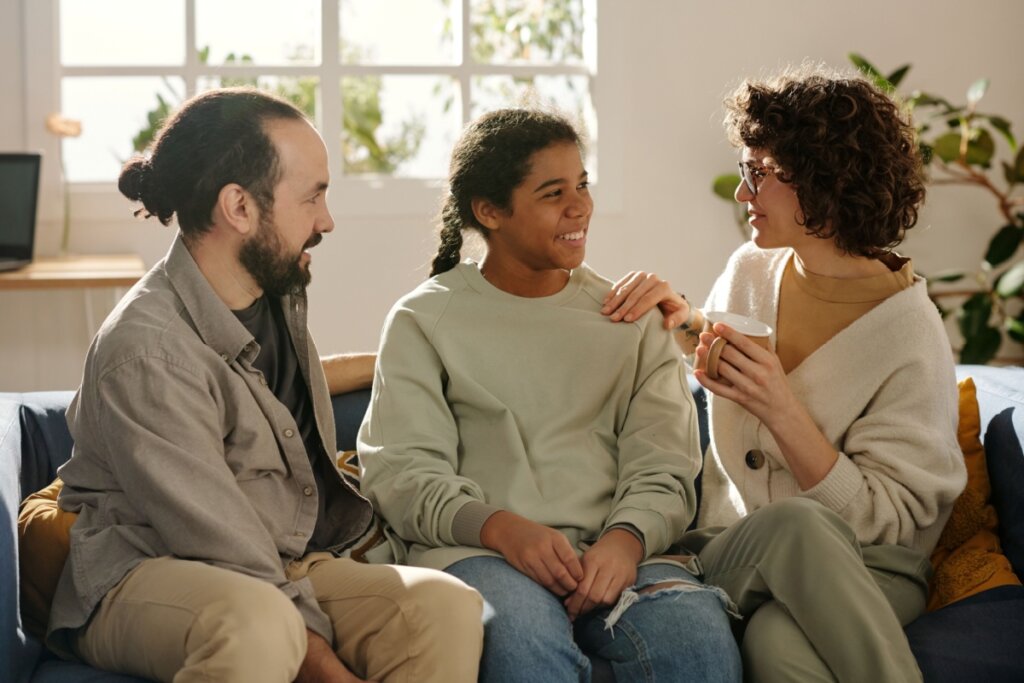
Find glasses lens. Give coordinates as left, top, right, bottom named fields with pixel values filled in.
left=738, top=162, right=757, bottom=196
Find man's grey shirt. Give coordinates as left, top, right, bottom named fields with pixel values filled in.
left=48, top=236, right=373, bottom=655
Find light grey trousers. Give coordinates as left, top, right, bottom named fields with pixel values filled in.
left=681, top=497, right=929, bottom=683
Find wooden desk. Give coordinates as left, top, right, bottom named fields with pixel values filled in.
left=0, top=254, right=146, bottom=291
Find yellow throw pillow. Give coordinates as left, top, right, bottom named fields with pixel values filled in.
left=927, top=377, right=1022, bottom=611
left=17, top=477, right=76, bottom=640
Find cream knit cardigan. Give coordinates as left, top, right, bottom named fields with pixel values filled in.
left=698, top=243, right=966, bottom=557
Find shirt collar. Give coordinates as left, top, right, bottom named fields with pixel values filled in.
left=164, top=234, right=257, bottom=363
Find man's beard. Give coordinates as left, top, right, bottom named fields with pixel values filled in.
left=239, top=214, right=319, bottom=297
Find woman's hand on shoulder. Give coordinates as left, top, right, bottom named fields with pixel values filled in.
left=601, top=271, right=690, bottom=329
left=563, top=528, right=642, bottom=621
left=480, top=511, right=584, bottom=597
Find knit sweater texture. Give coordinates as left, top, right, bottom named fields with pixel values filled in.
left=698, top=243, right=966, bottom=557
left=359, top=261, right=701, bottom=570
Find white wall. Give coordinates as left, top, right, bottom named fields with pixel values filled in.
left=3, top=0, right=1023, bottom=390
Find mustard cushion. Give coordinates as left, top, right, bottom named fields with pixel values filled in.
left=927, top=377, right=1021, bottom=611
left=17, top=477, right=76, bottom=640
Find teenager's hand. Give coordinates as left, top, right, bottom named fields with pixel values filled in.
left=480, top=511, right=584, bottom=596
left=564, top=529, right=642, bottom=621
left=601, top=271, right=690, bottom=329
left=296, top=629, right=377, bottom=683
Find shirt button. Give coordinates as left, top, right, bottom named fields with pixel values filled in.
left=284, top=428, right=295, bottom=438
left=303, top=486, right=313, bottom=496
left=745, top=449, right=766, bottom=470
left=220, top=353, right=229, bottom=362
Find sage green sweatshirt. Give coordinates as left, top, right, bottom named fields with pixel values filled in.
left=359, top=261, right=701, bottom=570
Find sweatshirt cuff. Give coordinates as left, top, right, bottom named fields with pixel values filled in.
left=801, top=451, right=863, bottom=512
left=451, top=500, right=503, bottom=547
left=603, top=523, right=647, bottom=556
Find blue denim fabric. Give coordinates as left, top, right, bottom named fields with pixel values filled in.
left=447, top=556, right=741, bottom=683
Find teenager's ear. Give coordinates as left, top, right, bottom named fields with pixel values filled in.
left=215, top=183, right=258, bottom=236
left=471, top=197, right=503, bottom=232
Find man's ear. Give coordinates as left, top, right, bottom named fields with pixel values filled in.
left=471, top=197, right=503, bottom=232
left=215, top=183, right=258, bottom=236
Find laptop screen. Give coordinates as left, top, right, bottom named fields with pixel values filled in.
left=0, top=153, right=42, bottom=264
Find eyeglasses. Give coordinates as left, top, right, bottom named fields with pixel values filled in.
left=737, top=162, right=778, bottom=197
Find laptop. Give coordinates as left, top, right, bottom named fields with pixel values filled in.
left=0, top=152, right=42, bottom=272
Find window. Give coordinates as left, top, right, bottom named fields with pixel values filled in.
left=26, top=0, right=621, bottom=220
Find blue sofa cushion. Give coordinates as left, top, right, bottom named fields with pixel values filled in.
left=12, top=392, right=76, bottom=500
left=986, top=408, right=1024, bottom=579
left=905, top=584, right=1024, bottom=683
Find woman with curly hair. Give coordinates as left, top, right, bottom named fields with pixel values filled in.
left=603, top=64, right=966, bottom=681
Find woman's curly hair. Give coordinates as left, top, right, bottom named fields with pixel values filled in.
left=724, top=64, right=925, bottom=256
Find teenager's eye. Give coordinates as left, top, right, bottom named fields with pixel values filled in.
left=544, top=189, right=563, bottom=199
left=578, top=181, right=590, bottom=191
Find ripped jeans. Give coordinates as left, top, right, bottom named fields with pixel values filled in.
left=446, top=556, right=741, bottom=683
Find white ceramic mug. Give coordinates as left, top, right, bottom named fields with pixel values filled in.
left=695, top=311, right=772, bottom=380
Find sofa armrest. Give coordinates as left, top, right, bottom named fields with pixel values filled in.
left=1, top=396, right=43, bottom=683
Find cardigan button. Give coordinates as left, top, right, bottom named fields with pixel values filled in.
left=745, top=449, right=766, bottom=470
left=303, top=486, right=314, bottom=496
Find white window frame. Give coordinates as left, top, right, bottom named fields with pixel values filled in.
left=24, top=0, right=624, bottom=226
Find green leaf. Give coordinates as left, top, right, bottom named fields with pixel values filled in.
left=959, top=292, right=993, bottom=339
left=966, top=128, right=995, bottom=166
left=1005, top=161, right=1019, bottom=185
left=886, top=64, right=911, bottom=88
left=1007, top=314, right=1024, bottom=343
left=907, top=91, right=955, bottom=111
left=930, top=270, right=966, bottom=283
left=995, top=261, right=1024, bottom=298
left=960, top=326, right=1002, bottom=364
left=985, top=115, right=1016, bottom=152
left=848, top=53, right=883, bottom=79
left=1015, top=146, right=1024, bottom=181
left=847, top=53, right=892, bottom=91
left=712, top=174, right=740, bottom=201
left=985, top=225, right=1024, bottom=267
left=932, top=132, right=962, bottom=163
left=966, top=78, right=990, bottom=107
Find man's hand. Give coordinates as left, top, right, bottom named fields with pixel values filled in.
left=295, top=629, right=377, bottom=683
left=564, top=529, right=642, bottom=621
left=480, top=511, right=585, bottom=597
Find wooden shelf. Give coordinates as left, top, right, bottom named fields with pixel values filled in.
left=0, top=254, right=146, bottom=291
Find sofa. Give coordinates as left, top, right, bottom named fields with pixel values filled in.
left=2, top=366, right=1022, bottom=682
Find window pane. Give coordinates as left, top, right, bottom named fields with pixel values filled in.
left=341, top=0, right=457, bottom=65
left=197, top=76, right=320, bottom=122
left=470, top=0, right=587, bottom=65
left=60, top=0, right=184, bottom=66
left=471, top=75, right=597, bottom=171
left=196, top=0, right=321, bottom=66
left=341, top=76, right=460, bottom=177
left=61, top=77, right=186, bottom=182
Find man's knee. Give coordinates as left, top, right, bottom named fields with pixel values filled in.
left=190, top=577, right=307, bottom=676
left=403, top=570, right=484, bottom=644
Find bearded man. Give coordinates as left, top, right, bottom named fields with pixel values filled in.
left=46, top=88, right=483, bottom=683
